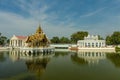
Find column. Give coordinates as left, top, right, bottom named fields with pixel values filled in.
left=22, top=40, right=23, bottom=47
left=98, top=42, right=100, bottom=47
left=15, top=40, right=17, bottom=47
left=83, top=42, right=84, bottom=47
left=11, top=40, right=12, bottom=46
left=18, top=40, right=20, bottom=47
left=90, top=42, right=92, bottom=48
left=14, top=40, right=15, bottom=47
left=12, top=40, right=14, bottom=46
left=16, top=40, right=18, bottom=47
left=13, top=40, right=15, bottom=47
left=10, top=40, right=11, bottom=46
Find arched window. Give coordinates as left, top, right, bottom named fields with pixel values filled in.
left=96, top=42, right=98, bottom=47
left=92, top=43, right=94, bottom=47
left=99, top=42, right=101, bottom=47
left=88, top=43, right=90, bottom=47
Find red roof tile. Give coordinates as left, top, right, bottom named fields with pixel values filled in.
left=16, top=36, right=27, bottom=39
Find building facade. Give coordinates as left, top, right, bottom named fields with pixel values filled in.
left=9, top=35, right=27, bottom=48
left=77, top=35, right=106, bottom=48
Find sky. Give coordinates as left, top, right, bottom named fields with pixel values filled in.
left=0, top=0, right=120, bottom=39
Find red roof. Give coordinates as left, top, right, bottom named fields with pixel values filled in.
left=16, top=36, right=27, bottom=39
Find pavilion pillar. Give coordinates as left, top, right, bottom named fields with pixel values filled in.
left=13, top=40, right=15, bottom=46
left=9, top=40, right=11, bottom=46
left=16, top=40, right=18, bottom=47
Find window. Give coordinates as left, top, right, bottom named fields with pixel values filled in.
left=96, top=42, right=98, bottom=47
left=88, top=43, right=90, bottom=47
left=92, top=43, right=94, bottom=47
left=85, top=42, right=87, bottom=47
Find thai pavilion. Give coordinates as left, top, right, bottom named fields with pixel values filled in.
left=9, top=25, right=50, bottom=49
left=25, top=25, right=50, bottom=48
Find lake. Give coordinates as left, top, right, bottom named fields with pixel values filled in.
left=0, top=50, right=120, bottom=80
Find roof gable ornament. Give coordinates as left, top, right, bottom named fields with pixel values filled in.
left=36, top=24, right=43, bottom=34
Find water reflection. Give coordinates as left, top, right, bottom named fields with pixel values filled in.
left=54, top=51, right=70, bottom=57
left=8, top=50, right=55, bottom=79
left=71, top=50, right=106, bottom=65
left=107, top=53, right=120, bottom=68
left=25, top=57, right=50, bottom=78
left=9, top=50, right=55, bottom=61
left=1, top=50, right=120, bottom=80
left=0, top=51, right=6, bottom=62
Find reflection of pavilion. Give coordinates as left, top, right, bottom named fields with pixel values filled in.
left=9, top=50, right=54, bottom=78
left=25, top=56, right=50, bottom=78
left=76, top=51, right=106, bottom=64
left=9, top=50, right=55, bottom=62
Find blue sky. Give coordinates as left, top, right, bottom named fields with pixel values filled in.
left=0, top=0, right=120, bottom=38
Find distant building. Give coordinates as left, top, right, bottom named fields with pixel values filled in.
left=77, top=35, right=106, bottom=48
left=9, top=35, right=27, bottom=48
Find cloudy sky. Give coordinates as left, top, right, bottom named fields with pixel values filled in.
left=0, top=0, right=120, bottom=39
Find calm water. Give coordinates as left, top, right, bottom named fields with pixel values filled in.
left=0, top=50, right=120, bottom=80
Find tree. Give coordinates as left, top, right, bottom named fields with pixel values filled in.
left=0, top=33, right=8, bottom=46
left=71, top=31, right=88, bottom=43
left=98, top=35, right=104, bottom=40
left=106, top=36, right=112, bottom=45
left=50, top=36, right=60, bottom=43
left=60, top=37, right=70, bottom=43
left=106, top=31, right=120, bottom=45
left=111, top=32, right=120, bottom=45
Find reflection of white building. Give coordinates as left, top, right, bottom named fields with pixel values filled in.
left=9, top=35, right=27, bottom=48
left=77, top=51, right=106, bottom=64
left=77, top=35, right=105, bottom=48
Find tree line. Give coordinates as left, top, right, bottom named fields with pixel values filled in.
left=0, top=31, right=120, bottom=46
left=50, top=31, right=89, bottom=44
left=50, top=31, right=120, bottom=45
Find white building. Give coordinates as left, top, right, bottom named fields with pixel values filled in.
left=77, top=35, right=106, bottom=48
left=9, top=35, right=27, bottom=48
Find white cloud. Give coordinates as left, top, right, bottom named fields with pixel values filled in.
left=0, top=0, right=120, bottom=39
left=80, top=7, right=106, bottom=17
left=0, top=11, right=79, bottom=39
left=0, top=0, right=80, bottom=38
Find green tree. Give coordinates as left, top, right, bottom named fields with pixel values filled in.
left=98, top=35, right=104, bottom=40
left=0, top=33, right=7, bottom=46
left=106, top=31, right=120, bottom=45
left=50, top=36, right=60, bottom=43
left=60, top=37, right=70, bottom=43
left=71, top=31, right=88, bottom=43
left=111, top=31, right=120, bottom=45
left=106, top=36, right=112, bottom=45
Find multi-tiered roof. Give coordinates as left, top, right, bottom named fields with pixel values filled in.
left=26, top=25, right=50, bottom=47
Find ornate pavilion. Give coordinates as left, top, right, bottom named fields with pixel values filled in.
left=25, top=25, right=50, bottom=48
left=9, top=25, right=50, bottom=48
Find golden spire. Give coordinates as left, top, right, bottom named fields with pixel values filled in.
left=36, top=24, right=43, bottom=33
